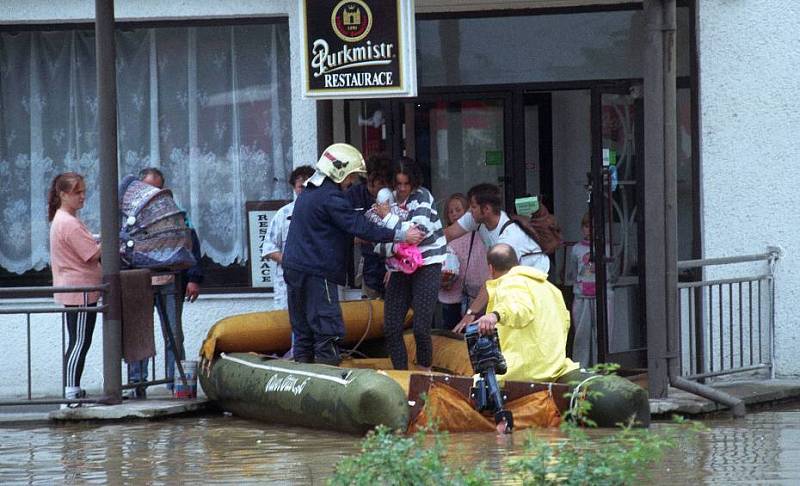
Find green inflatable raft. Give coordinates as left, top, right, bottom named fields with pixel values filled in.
left=200, top=352, right=409, bottom=434
left=198, top=302, right=651, bottom=433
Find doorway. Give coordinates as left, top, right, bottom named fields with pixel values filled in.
left=343, top=83, right=648, bottom=368
left=394, top=93, right=514, bottom=214
left=517, top=86, right=646, bottom=368
left=590, top=84, right=647, bottom=368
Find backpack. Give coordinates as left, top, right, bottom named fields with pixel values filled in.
left=118, top=175, right=196, bottom=270
left=500, top=206, right=563, bottom=255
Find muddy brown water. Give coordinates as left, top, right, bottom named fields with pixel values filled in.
left=1, top=405, right=799, bottom=484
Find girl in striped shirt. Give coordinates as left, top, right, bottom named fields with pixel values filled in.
left=374, top=158, right=446, bottom=370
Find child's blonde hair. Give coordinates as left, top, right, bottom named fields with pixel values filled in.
left=444, top=193, right=469, bottom=226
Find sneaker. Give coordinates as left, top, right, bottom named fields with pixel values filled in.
left=62, top=387, right=86, bottom=409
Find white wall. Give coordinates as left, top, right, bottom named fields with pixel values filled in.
left=697, top=1, right=800, bottom=376
left=0, top=295, right=276, bottom=397
left=0, top=0, right=317, bottom=397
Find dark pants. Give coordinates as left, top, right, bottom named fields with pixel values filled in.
left=128, top=280, right=185, bottom=389
left=284, top=268, right=344, bottom=365
left=64, top=303, right=98, bottom=388
left=384, top=263, right=442, bottom=370
left=440, top=302, right=462, bottom=330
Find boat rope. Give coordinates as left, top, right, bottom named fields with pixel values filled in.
left=220, top=353, right=355, bottom=386
left=568, top=374, right=602, bottom=417
left=341, top=299, right=374, bottom=359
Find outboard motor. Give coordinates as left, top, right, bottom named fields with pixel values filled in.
left=465, top=323, right=513, bottom=433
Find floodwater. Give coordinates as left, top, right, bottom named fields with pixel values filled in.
left=1, top=404, right=799, bottom=485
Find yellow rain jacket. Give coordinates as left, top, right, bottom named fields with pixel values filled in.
left=486, top=266, right=579, bottom=383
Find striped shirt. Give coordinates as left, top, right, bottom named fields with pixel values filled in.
left=375, top=187, right=447, bottom=265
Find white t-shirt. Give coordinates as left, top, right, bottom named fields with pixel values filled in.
left=456, top=210, right=550, bottom=274
left=261, top=200, right=294, bottom=310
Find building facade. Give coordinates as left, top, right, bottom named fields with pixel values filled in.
left=0, top=0, right=797, bottom=398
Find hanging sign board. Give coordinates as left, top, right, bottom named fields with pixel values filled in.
left=246, top=201, right=289, bottom=289
left=300, top=0, right=417, bottom=99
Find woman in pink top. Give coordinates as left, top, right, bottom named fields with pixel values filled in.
left=438, top=193, right=489, bottom=329
left=48, top=172, right=101, bottom=404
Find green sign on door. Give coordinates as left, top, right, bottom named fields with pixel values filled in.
left=485, top=150, right=503, bottom=166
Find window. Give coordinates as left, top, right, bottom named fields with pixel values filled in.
left=416, top=7, right=691, bottom=86
left=0, top=21, right=292, bottom=290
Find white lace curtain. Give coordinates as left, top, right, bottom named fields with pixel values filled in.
left=0, top=23, right=292, bottom=274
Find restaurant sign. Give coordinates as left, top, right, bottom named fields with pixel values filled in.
left=300, top=0, right=417, bottom=99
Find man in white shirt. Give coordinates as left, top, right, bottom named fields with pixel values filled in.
left=261, top=165, right=315, bottom=311
left=444, top=183, right=549, bottom=332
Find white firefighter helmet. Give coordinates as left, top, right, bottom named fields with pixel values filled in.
left=315, top=143, right=366, bottom=184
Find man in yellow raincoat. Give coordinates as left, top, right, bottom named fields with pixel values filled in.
left=475, top=243, right=579, bottom=383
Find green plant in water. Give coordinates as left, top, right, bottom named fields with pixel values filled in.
left=510, top=362, right=704, bottom=485
left=590, top=362, right=621, bottom=375
left=507, top=416, right=703, bottom=485
left=330, top=361, right=704, bottom=486
left=330, top=418, right=701, bottom=486
left=328, top=425, right=494, bottom=486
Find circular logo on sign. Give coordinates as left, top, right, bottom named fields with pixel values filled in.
left=331, top=0, right=373, bottom=43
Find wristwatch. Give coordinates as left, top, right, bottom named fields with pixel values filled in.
left=465, top=308, right=475, bottom=317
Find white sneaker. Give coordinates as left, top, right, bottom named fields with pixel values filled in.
left=63, top=386, right=85, bottom=408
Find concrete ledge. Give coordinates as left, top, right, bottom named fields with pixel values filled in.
left=50, top=398, right=210, bottom=421
left=0, top=412, right=52, bottom=424
left=650, top=379, right=800, bottom=417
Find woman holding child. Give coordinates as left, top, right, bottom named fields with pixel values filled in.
left=374, top=158, right=446, bottom=370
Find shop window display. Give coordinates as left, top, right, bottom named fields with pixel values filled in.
left=0, top=22, right=292, bottom=289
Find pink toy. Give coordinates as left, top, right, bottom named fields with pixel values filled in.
left=387, top=243, right=423, bottom=274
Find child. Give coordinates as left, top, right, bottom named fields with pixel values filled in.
left=365, top=186, right=408, bottom=227
left=566, top=212, right=614, bottom=368
left=376, top=186, right=394, bottom=206
left=438, top=193, right=489, bottom=329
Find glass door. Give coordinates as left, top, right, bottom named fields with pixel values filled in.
left=591, top=83, right=647, bottom=368
left=393, top=93, right=513, bottom=211
left=344, top=99, right=394, bottom=159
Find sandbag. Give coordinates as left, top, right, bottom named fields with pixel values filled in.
left=557, top=369, right=651, bottom=427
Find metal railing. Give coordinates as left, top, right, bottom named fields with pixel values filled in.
left=677, top=248, right=781, bottom=381
left=0, top=284, right=109, bottom=407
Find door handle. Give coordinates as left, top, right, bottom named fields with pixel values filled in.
left=604, top=167, right=613, bottom=262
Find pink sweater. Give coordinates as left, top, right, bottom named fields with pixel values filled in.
left=438, top=232, right=490, bottom=304
left=49, top=209, right=102, bottom=305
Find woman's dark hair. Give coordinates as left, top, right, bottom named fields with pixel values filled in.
left=289, top=165, right=315, bottom=186
left=393, top=156, right=423, bottom=190
left=47, top=172, right=84, bottom=222
left=366, top=154, right=392, bottom=186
